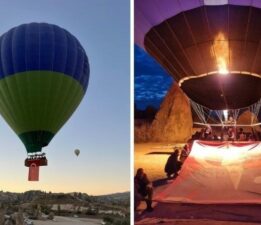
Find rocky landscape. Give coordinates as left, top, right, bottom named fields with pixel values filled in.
left=0, top=190, right=130, bottom=225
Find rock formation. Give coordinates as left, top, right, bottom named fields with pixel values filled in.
left=150, top=84, right=193, bottom=142
left=134, top=120, right=151, bottom=142
left=237, top=110, right=261, bottom=133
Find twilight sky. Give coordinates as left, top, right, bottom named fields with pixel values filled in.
left=0, top=0, right=129, bottom=195
left=135, top=45, right=173, bottom=110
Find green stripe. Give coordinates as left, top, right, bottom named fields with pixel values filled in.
left=19, top=130, right=55, bottom=153
left=0, top=71, right=85, bottom=135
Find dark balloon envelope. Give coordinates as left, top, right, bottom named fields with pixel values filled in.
left=0, top=23, right=89, bottom=154
left=135, top=1, right=261, bottom=110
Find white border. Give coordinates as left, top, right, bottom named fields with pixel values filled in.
left=130, top=0, right=134, bottom=223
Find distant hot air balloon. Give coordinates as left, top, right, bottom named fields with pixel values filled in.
left=74, top=149, right=80, bottom=156
left=0, top=23, right=89, bottom=180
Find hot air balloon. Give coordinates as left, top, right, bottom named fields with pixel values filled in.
left=0, top=23, right=89, bottom=180
left=135, top=0, right=261, bottom=110
left=135, top=0, right=261, bottom=132
left=74, top=149, right=80, bottom=157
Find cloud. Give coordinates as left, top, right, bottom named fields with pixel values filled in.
left=134, top=45, right=173, bottom=109
left=135, top=45, right=170, bottom=77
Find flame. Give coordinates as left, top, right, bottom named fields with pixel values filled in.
left=223, top=109, right=228, bottom=121
left=212, top=33, right=229, bottom=75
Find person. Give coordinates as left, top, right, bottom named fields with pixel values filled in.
left=180, top=145, right=189, bottom=163
left=213, top=133, right=218, bottom=141
left=257, top=131, right=261, bottom=141
left=200, top=125, right=212, bottom=140
left=228, top=127, right=235, bottom=141
left=134, top=168, right=153, bottom=211
left=205, top=125, right=212, bottom=136
left=237, top=128, right=246, bottom=141
left=200, top=127, right=207, bottom=140
left=134, top=180, right=143, bottom=211
left=206, top=131, right=213, bottom=140
left=248, top=133, right=256, bottom=141
left=164, top=149, right=181, bottom=179
left=228, top=115, right=234, bottom=124
left=222, top=127, right=229, bottom=141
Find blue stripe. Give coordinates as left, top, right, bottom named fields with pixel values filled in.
left=0, top=23, right=89, bottom=91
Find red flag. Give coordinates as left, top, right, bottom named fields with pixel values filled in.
left=28, top=163, right=39, bottom=181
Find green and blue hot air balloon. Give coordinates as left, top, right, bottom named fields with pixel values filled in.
left=0, top=23, right=89, bottom=156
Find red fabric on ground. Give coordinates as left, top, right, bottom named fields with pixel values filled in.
left=154, top=141, right=261, bottom=204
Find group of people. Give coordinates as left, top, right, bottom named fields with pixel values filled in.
left=135, top=145, right=190, bottom=212
left=27, top=152, right=46, bottom=160
left=193, top=126, right=258, bottom=142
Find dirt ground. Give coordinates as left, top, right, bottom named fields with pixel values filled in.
left=135, top=143, right=183, bottom=181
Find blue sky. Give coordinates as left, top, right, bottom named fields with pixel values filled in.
left=135, top=45, right=173, bottom=110
left=0, top=0, right=129, bottom=195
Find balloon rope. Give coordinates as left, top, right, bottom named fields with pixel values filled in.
left=194, top=122, right=261, bottom=127
left=189, top=97, right=261, bottom=126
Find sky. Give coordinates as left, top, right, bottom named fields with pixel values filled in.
left=0, top=0, right=130, bottom=195
left=135, top=45, right=173, bottom=110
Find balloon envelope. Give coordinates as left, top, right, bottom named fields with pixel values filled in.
left=74, top=149, right=80, bottom=156
left=135, top=1, right=261, bottom=109
left=0, top=23, right=90, bottom=153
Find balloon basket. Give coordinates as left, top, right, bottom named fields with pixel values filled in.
left=25, top=158, right=48, bottom=181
